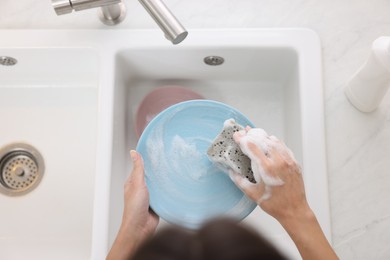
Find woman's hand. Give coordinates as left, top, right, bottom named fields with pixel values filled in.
left=230, top=127, right=308, bottom=221
left=230, top=128, right=338, bottom=260
left=107, top=150, right=159, bottom=260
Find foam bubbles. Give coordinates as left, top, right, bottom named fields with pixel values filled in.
left=233, top=127, right=295, bottom=203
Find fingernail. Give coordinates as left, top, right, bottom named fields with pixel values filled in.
left=130, top=150, right=138, bottom=161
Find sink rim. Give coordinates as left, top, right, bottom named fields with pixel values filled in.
left=0, top=28, right=328, bottom=259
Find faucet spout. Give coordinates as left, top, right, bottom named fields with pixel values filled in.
left=138, top=0, right=188, bottom=44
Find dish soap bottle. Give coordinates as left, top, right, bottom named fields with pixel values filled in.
left=345, top=36, right=390, bottom=112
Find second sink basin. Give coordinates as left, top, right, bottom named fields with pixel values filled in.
left=0, top=47, right=99, bottom=259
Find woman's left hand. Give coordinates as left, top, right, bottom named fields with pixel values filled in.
left=107, top=150, right=159, bottom=260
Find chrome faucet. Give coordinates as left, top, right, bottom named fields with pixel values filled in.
left=52, top=0, right=188, bottom=44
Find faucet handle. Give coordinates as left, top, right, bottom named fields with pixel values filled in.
left=52, top=0, right=121, bottom=15
left=52, top=0, right=126, bottom=25
left=52, top=0, right=73, bottom=15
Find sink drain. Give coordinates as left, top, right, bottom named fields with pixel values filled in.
left=204, top=55, right=225, bottom=66
left=0, top=143, right=44, bottom=196
left=0, top=56, right=17, bottom=66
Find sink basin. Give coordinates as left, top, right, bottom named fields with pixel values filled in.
left=0, top=29, right=330, bottom=259
left=109, top=30, right=330, bottom=258
left=0, top=48, right=99, bottom=259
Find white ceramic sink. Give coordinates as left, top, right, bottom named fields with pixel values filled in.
left=0, top=48, right=99, bottom=259
left=0, top=29, right=330, bottom=259
left=109, top=30, right=330, bottom=259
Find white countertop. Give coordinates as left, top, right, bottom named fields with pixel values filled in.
left=2, top=0, right=390, bottom=258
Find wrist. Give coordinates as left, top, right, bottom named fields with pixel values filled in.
left=278, top=205, right=317, bottom=236
left=278, top=207, right=339, bottom=260
left=118, top=220, right=145, bottom=248
left=107, top=222, right=145, bottom=260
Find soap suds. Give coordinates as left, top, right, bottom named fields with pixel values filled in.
left=146, top=128, right=216, bottom=189
left=146, top=125, right=171, bottom=186
left=233, top=127, right=301, bottom=203
left=170, top=135, right=212, bottom=181
left=171, top=135, right=201, bottom=159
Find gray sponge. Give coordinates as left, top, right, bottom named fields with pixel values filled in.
left=207, top=119, right=255, bottom=183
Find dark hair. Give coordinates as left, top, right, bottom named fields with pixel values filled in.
left=132, top=218, right=287, bottom=260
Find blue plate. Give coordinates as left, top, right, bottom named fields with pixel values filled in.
left=136, top=100, right=257, bottom=229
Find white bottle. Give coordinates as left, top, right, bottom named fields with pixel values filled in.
left=345, top=36, right=390, bottom=112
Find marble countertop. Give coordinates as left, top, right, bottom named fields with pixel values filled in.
left=2, top=0, right=390, bottom=258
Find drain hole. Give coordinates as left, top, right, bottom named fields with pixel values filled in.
left=0, top=143, right=44, bottom=196
left=0, top=56, right=18, bottom=66
left=204, top=56, right=224, bottom=66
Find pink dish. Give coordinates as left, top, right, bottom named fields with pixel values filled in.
left=135, top=86, right=204, bottom=137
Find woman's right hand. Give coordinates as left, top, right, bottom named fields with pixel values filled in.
left=230, top=127, right=338, bottom=260
left=230, top=127, right=310, bottom=222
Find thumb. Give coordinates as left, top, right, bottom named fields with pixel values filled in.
left=128, top=150, right=145, bottom=184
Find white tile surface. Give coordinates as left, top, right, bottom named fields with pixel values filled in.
left=2, top=0, right=390, bottom=259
